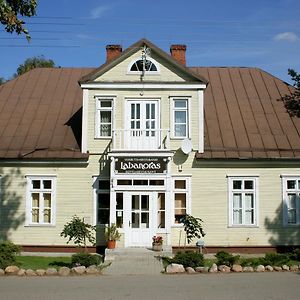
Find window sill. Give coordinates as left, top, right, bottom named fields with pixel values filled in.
left=228, top=225, right=259, bottom=228
left=284, top=224, right=300, bottom=227
left=24, top=224, right=56, bottom=228
left=171, top=224, right=184, bottom=228
left=94, top=137, right=112, bottom=140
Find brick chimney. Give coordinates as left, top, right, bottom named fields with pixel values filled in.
left=106, top=45, right=122, bottom=62
left=170, top=44, right=187, bottom=65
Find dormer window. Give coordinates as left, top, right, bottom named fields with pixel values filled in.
left=128, top=58, right=159, bottom=74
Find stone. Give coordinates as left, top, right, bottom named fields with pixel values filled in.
left=232, top=264, right=243, bottom=272
left=195, top=267, right=209, bottom=273
left=36, top=269, right=46, bottom=276
left=186, top=267, right=196, bottom=274
left=265, top=265, right=273, bottom=272
left=209, top=263, right=218, bottom=273
left=46, top=268, right=58, bottom=276
left=290, top=265, right=299, bottom=271
left=26, top=269, right=37, bottom=276
left=58, top=267, right=70, bottom=276
left=243, top=266, right=254, bottom=272
left=0, top=269, right=5, bottom=276
left=86, top=266, right=100, bottom=275
left=282, top=265, right=289, bottom=271
left=218, top=265, right=231, bottom=273
left=17, top=269, right=26, bottom=276
left=166, top=263, right=185, bottom=274
left=255, top=265, right=265, bottom=272
left=5, top=266, right=20, bottom=275
left=274, top=266, right=282, bottom=271
left=72, top=266, right=86, bottom=275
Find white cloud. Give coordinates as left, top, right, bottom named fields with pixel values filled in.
left=90, top=5, right=111, bottom=19
left=274, top=32, right=299, bottom=42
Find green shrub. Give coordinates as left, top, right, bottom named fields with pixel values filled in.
left=239, top=257, right=264, bottom=267
left=261, top=253, right=290, bottom=266
left=71, top=252, right=102, bottom=267
left=215, top=251, right=240, bottom=267
left=0, top=241, right=21, bottom=269
left=171, top=251, right=204, bottom=268
left=289, top=248, right=300, bottom=261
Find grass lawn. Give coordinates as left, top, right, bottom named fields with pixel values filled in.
left=16, top=256, right=72, bottom=270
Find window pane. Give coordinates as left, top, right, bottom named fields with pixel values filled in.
left=175, top=124, right=186, bottom=137
left=100, top=124, right=111, bottom=136
left=233, top=180, right=242, bottom=190
left=116, top=211, right=123, bottom=228
left=175, top=193, right=186, bottom=208
left=44, top=209, right=51, bottom=223
left=244, top=180, right=253, bottom=190
left=141, top=212, right=149, bottom=228
left=32, top=209, right=39, bottom=223
left=98, top=180, right=110, bottom=190
left=146, top=104, right=150, bottom=119
left=98, top=210, right=109, bottom=224
left=175, top=209, right=186, bottom=223
left=233, top=194, right=242, bottom=208
left=245, top=210, right=254, bottom=225
left=43, top=180, right=52, bottom=189
left=287, top=194, right=296, bottom=208
left=32, top=193, right=40, bottom=207
left=131, top=212, right=139, bottom=228
left=101, top=100, right=112, bottom=108
left=43, top=193, right=51, bottom=208
left=141, top=195, right=149, bottom=211
left=174, top=100, right=187, bottom=108
left=98, top=194, right=110, bottom=209
left=32, top=180, right=40, bottom=189
left=287, top=180, right=296, bottom=189
left=288, top=210, right=296, bottom=224
left=150, top=180, right=164, bottom=186
left=175, top=180, right=186, bottom=189
left=133, top=180, right=148, bottom=185
left=100, top=111, right=111, bottom=123
left=244, top=193, right=254, bottom=209
left=175, top=111, right=186, bottom=123
left=130, top=63, right=138, bottom=71
left=233, top=210, right=242, bottom=224
left=158, top=193, right=165, bottom=210
left=132, top=195, right=139, bottom=210
left=158, top=211, right=165, bottom=228
left=116, top=193, right=123, bottom=209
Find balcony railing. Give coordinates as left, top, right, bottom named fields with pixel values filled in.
left=112, top=129, right=170, bottom=151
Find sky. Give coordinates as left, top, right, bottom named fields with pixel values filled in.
left=1, top=0, right=300, bottom=84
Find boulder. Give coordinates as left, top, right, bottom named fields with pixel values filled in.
left=290, top=265, right=299, bottom=271
left=255, top=265, right=265, bottom=272
left=17, top=269, right=26, bottom=276
left=36, top=269, right=46, bottom=276
left=5, top=266, right=20, bottom=275
left=232, top=264, right=243, bottom=272
left=25, top=269, right=37, bottom=276
left=166, top=263, right=185, bottom=274
left=58, top=267, right=70, bottom=276
left=218, top=265, right=231, bottom=273
left=195, top=267, right=209, bottom=273
left=186, top=267, right=196, bottom=274
left=86, top=266, right=100, bottom=275
left=72, top=266, right=86, bottom=275
left=0, top=269, right=5, bottom=276
left=265, top=265, right=273, bottom=272
left=243, top=266, right=254, bottom=272
left=209, top=263, right=218, bottom=273
left=274, top=266, right=282, bottom=271
left=46, top=268, right=58, bottom=276
left=282, top=265, right=289, bottom=271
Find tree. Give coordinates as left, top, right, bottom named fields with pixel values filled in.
left=60, top=215, right=96, bottom=252
left=0, top=0, right=37, bottom=40
left=180, top=214, right=205, bottom=245
left=14, top=55, right=55, bottom=77
left=281, top=69, right=300, bottom=117
left=0, top=77, right=6, bottom=85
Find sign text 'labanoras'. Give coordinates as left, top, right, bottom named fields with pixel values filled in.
left=115, top=157, right=167, bottom=174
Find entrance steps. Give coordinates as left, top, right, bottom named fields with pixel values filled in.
left=103, top=247, right=172, bottom=275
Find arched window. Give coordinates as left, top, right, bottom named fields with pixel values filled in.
left=129, top=59, right=158, bottom=72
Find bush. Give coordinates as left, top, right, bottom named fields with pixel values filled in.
left=71, top=252, right=102, bottom=267
left=215, top=251, right=240, bottom=267
left=171, top=251, right=204, bottom=268
left=289, top=248, right=300, bottom=261
left=261, top=253, right=290, bottom=266
left=0, top=241, right=21, bottom=269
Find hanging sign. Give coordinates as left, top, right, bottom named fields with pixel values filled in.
left=115, top=157, right=167, bottom=174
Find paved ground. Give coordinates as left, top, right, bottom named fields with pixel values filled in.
left=0, top=273, right=299, bottom=300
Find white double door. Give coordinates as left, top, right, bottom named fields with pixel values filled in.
left=124, top=192, right=156, bottom=247
left=126, top=100, right=159, bottom=149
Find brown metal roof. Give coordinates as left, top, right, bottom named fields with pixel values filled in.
left=0, top=67, right=92, bottom=160
left=191, top=67, right=300, bottom=159
left=0, top=64, right=299, bottom=160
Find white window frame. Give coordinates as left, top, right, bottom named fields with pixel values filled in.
left=172, top=176, right=191, bottom=227
left=170, top=97, right=190, bottom=139
left=228, top=176, right=259, bottom=227
left=282, top=176, right=300, bottom=226
left=95, top=97, right=114, bottom=138
left=127, top=57, right=160, bottom=75
left=25, top=175, right=56, bottom=226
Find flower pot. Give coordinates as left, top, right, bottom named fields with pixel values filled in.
left=152, top=242, right=163, bottom=251
left=107, top=240, right=116, bottom=249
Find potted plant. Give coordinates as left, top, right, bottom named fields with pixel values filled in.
left=105, top=223, right=121, bottom=249
left=152, top=235, right=163, bottom=251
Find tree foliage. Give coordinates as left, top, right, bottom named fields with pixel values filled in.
left=14, top=55, right=55, bottom=77
left=0, top=0, right=37, bottom=40
left=281, top=69, right=300, bottom=117
left=180, top=214, right=205, bottom=244
left=60, top=216, right=96, bottom=251
left=0, top=77, right=6, bottom=85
